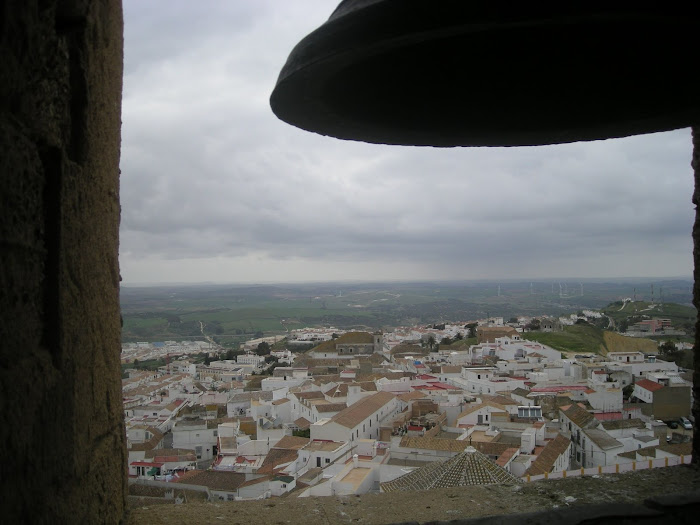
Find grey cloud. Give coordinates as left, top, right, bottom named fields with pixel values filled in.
left=119, top=1, right=694, bottom=283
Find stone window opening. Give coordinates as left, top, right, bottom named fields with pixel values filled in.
left=3, top=3, right=699, bottom=523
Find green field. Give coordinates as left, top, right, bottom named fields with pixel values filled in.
left=522, top=324, right=609, bottom=355
left=602, top=300, right=695, bottom=340
left=120, top=279, right=694, bottom=343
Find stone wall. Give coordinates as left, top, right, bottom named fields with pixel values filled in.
left=0, top=1, right=127, bottom=522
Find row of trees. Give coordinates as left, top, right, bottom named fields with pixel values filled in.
left=201, top=340, right=274, bottom=365
left=423, top=322, right=478, bottom=349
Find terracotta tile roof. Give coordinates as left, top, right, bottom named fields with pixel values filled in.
left=229, top=391, right=274, bottom=403
left=582, top=428, right=623, bottom=450
left=456, top=401, right=506, bottom=420
left=297, top=467, right=323, bottom=483
left=635, top=379, right=665, bottom=392
left=618, top=442, right=692, bottom=460
left=304, top=440, right=346, bottom=452
left=330, top=391, right=396, bottom=428
left=532, top=385, right=589, bottom=393
left=173, top=470, right=246, bottom=491
left=382, top=446, right=520, bottom=491
left=294, top=391, right=325, bottom=401
left=219, top=436, right=236, bottom=451
left=312, top=331, right=375, bottom=353
left=324, top=384, right=346, bottom=398
left=400, top=436, right=471, bottom=453
left=620, top=447, right=657, bottom=459
left=397, top=391, right=427, bottom=402
left=294, top=417, right=312, bottom=430
left=152, top=452, right=197, bottom=463
left=658, top=442, right=693, bottom=456
left=562, top=403, right=597, bottom=429
left=273, top=436, right=310, bottom=450
left=510, top=387, right=531, bottom=398
left=316, top=402, right=347, bottom=413
left=352, top=381, right=378, bottom=391
left=390, top=343, right=425, bottom=355
left=271, top=398, right=290, bottom=405
left=601, top=418, right=647, bottom=431
left=127, top=427, right=164, bottom=452
left=145, top=448, right=196, bottom=461
left=238, top=474, right=273, bottom=488
left=164, top=399, right=185, bottom=412
left=525, top=434, right=571, bottom=476
left=481, top=394, right=518, bottom=406
left=495, top=447, right=519, bottom=467
left=257, top=449, right=298, bottom=475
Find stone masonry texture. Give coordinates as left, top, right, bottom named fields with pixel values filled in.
left=0, top=1, right=127, bottom=523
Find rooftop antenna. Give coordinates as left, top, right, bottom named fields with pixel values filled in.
left=558, top=282, right=562, bottom=298
left=530, top=282, right=534, bottom=295
left=651, top=284, right=654, bottom=303
left=498, top=285, right=501, bottom=297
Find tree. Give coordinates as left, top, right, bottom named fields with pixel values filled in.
left=257, top=341, right=271, bottom=355
left=465, top=322, right=478, bottom=338
left=426, top=335, right=436, bottom=350
left=508, top=317, right=519, bottom=324
left=265, top=355, right=278, bottom=364
left=441, top=336, right=453, bottom=346
left=293, top=428, right=311, bottom=438
left=659, top=340, right=677, bottom=355
left=454, top=332, right=463, bottom=341
left=525, top=319, right=541, bottom=331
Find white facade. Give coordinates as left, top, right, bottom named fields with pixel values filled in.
left=310, top=394, right=400, bottom=443
left=236, top=353, right=265, bottom=368
left=172, top=420, right=218, bottom=460
left=455, top=367, right=528, bottom=395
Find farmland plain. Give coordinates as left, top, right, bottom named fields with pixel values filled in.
left=121, top=278, right=694, bottom=345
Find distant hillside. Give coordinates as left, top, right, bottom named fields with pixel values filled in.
left=602, top=301, right=695, bottom=337
left=522, top=324, right=606, bottom=355
left=522, top=323, right=657, bottom=356
left=602, top=331, right=658, bottom=355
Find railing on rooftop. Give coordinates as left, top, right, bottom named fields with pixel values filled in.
left=524, top=454, right=692, bottom=482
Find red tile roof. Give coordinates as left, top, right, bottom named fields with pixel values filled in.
left=331, top=391, right=396, bottom=428
left=635, top=379, right=664, bottom=392
left=531, top=385, right=588, bottom=393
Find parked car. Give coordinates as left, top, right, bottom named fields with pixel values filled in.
left=679, top=417, right=692, bottom=430
left=666, top=420, right=678, bottom=429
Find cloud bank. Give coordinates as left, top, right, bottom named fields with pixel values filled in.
left=119, top=1, right=694, bottom=284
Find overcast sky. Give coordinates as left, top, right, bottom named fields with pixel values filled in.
left=119, top=1, right=694, bottom=285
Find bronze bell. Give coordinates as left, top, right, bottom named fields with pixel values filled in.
left=270, top=1, right=700, bottom=147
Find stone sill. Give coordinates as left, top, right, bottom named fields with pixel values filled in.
left=128, top=464, right=700, bottom=524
